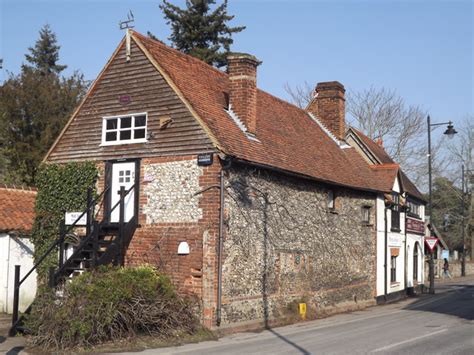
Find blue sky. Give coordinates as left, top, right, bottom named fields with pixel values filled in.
left=1, top=0, right=472, bottom=127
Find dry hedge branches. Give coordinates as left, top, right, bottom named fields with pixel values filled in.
left=26, top=265, right=200, bottom=350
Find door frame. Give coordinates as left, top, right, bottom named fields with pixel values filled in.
left=104, top=158, right=141, bottom=224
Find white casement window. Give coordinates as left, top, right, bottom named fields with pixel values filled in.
left=101, top=113, right=147, bottom=145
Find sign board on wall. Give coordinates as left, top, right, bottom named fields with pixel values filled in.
left=406, top=217, right=424, bottom=235
left=388, top=235, right=402, bottom=247
left=65, top=212, right=87, bottom=226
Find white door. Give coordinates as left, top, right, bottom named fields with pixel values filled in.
left=111, top=162, right=135, bottom=223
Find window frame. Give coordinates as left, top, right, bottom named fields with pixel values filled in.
left=391, top=192, right=401, bottom=232
left=390, top=255, right=397, bottom=283
left=101, top=112, right=148, bottom=146
left=407, top=199, right=421, bottom=219
left=327, top=190, right=336, bottom=210
left=361, top=205, right=372, bottom=224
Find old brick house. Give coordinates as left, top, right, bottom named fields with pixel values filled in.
left=346, top=129, right=427, bottom=302
left=44, top=30, right=394, bottom=329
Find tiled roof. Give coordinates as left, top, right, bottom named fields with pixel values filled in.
left=350, top=128, right=426, bottom=202
left=0, top=186, right=37, bottom=232
left=132, top=31, right=387, bottom=193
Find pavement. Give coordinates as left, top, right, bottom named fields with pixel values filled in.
left=1, top=276, right=473, bottom=354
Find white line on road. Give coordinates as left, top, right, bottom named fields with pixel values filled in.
left=371, top=328, right=448, bottom=353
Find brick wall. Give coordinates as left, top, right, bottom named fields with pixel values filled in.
left=95, top=155, right=221, bottom=328
left=220, top=163, right=377, bottom=327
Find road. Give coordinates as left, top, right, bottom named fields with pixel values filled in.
left=134, top=279, right=474, bottom=355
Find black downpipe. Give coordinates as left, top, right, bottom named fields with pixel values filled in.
left=216, top=167, right=225, bottom=327
left=384, top=207, right=388, bottom=301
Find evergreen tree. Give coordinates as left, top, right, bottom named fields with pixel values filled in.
left=24, top=24, right=67, bottom=75
left=156, top=0, right=245, bottom=67
left=0, top=25, right=87, bottom=185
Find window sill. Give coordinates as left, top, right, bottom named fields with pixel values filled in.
left=390, top=282, right=400, bottom=287
left=390, top=228, right=401, bottom=233
left=100, top=139, right=148, bottom=147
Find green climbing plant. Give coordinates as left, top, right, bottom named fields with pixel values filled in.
left=31, top=161, right=98, bottom=280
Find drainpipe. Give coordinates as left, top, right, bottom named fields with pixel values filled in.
left=5, top=233, right=12, bottom=313
left=216, top=166, right=225, bottom=326
left=404, top=213, right=408, bottom=295
left=384, top=207, right=388, bottom=301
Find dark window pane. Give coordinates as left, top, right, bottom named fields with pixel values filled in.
left=120, top=130, right=131, bottom=140
left=106, top=118, right=118, bottom=130
left=135, top=115, right=146, bottom=127
left=134, top=128, right=146, bottom=139
left=105, top=131, right=117, bottom=141
left=121, top=116, right=132, bottom=128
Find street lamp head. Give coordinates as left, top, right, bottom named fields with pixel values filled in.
left=443, top=122, right=457, bottom=139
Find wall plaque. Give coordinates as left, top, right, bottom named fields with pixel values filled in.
left=197, top=153, right=213, bottom=166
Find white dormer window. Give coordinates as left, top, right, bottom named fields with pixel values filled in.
left=101, top=113, right=147, bottom=145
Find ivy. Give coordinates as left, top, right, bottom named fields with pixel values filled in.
left=31, top=161, right=98, bottom=280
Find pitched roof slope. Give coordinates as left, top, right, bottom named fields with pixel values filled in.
left=350, top=128, right=425, bottom=201
left=132, top=31, right=386, bottom=192
left=0, top=186, right=37, bottom=232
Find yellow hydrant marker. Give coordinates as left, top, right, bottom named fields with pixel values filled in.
left=299, top=303, right=307, bottom=320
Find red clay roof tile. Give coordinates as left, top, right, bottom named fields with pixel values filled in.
left=132, top=31, right=387, bottom=193
left=0, top=186, right=37, bottom=232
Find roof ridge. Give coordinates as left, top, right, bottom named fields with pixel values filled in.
left=130, top=30, right=228, bottom=79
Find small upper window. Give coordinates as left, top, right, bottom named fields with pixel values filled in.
left=361, top=206, right=371, bottom=224
left=327, top=190, right=335, bottom=209
left=407, top=200, right=421, bottom=218
left=102, top=113, right=147, bottom=145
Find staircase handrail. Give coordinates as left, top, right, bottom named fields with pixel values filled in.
left=18, top=186, right=109, bottom=287
left=108, top=184, right=135, bottom=218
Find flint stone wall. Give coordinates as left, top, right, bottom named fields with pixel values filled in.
left=221, top=165, right=376, bottom=325
left=143, top=160, right=203, bottom=224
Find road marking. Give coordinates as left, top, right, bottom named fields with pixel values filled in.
left=371, top=328, right=448, bottom=352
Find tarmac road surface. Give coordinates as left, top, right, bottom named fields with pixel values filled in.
left=131, top=278, right=474, bottom=355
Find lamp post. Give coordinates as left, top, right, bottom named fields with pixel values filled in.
left=461, top=165, right=472, bottom=277
left=427, top=115, right=457, bottom=294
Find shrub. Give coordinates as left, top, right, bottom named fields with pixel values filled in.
left=26, top=265, right=200, bottom=350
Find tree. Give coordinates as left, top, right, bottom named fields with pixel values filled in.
left=430, top=176, right=467, bottom=250
left=284, top=83, right=433, bottom=187
left=24, top=24, right=67, bottom=75
left=0, top=25, right=88, bottom=185
left=155, top=0, right=245, bottom=67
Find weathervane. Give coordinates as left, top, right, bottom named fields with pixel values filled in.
left=119, top=10, right=135, bottom=30
left=119, top=11, right=135, bottom=62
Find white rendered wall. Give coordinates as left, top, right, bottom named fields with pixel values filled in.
left=0, top=233, right=37, bottom=314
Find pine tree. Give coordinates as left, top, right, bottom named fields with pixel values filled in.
left=0, top=26, right=87, bottom=185
left=156, top=0, right=245, bottom=67
left=24, top=24, right=67, bottom=75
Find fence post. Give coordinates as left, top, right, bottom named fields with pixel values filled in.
left=118, top=186, right=125, bottom=266
left=92, top=220, right=99, bottom=268
left=86, top=187, right=92, bottom=238
left=10, top=265, right=20, bottom=336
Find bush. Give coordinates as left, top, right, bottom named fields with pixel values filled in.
left=26, top=265, right=200, bottom=350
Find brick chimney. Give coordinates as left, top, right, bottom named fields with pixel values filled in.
left=227, top=53, right=261, bottom=136
left=307, top=81, right=346, bottom=140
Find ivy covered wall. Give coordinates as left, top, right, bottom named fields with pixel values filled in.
left=31, top=162, right=98, bottom=280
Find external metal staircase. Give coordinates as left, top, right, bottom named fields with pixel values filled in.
left=9, top=185, right=137, bottom=336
